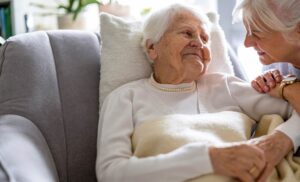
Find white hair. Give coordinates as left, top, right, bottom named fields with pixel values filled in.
left=141, top=3, right=211, bottom=63
left=233, top=0, right=300, bottom=42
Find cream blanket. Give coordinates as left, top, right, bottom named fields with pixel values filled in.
left=132, top=111, right=300, bottom=182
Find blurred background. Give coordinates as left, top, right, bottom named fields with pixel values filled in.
left=0, top=0, right=261, bottom=80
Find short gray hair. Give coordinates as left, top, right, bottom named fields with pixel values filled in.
left=141, top=4, right=211, bottom=63
left=233, top=0, right=300, bottom=42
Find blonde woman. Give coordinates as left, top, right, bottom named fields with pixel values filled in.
left=234, top=0, right=300, bottom=114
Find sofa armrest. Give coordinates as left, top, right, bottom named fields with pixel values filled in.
left=0, top=115, right=59, bottom=182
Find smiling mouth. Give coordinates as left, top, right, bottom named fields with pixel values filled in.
left=257, top=51, right=265, bottom=56
left=185, top=53, right=202, bottom=59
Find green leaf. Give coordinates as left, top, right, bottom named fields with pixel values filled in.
left=81, top=0, right=101, bottom=7
left=59, top=0, right=102, bottom=21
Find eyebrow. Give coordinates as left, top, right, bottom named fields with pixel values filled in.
left=246, top=24, right=261, bottom=34
left=251, top=29, right=261, bottom=33
left=176, top=24, right=206, bottom=33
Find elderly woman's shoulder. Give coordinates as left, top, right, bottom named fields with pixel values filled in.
left=201, top=72, right=247, bottom=84
left=202, top=72, right=233, bottom=80
left=107, top=78, right=148, bottom=97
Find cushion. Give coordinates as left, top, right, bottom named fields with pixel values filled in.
left=99, top=12, right=233, bottom=105
left=0, top=115, right=59, bottom=182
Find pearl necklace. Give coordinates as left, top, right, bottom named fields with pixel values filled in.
left=149, top=77, right=197, bottom=93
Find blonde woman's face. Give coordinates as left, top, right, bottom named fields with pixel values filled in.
left=148, top=11, right=211, bottom=84
left=243, top=17, right=300, bottom=66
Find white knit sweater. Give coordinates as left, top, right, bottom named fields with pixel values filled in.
left=96, top=73, right=300, bottom=182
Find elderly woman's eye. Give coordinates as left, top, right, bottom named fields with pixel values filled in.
left=182, top=31, right=193, bottom=37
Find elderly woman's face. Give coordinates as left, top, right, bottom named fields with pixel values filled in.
left=243, top=17, right=300, bottom=66
left=147, top=11, right=211, bottom=84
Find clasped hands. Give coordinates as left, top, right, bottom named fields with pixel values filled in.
left=251, top=69, right=283, bottom=96
left=209, top=131, right=293, bottom=182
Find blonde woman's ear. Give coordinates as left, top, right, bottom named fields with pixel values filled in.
left=294, top=23, right=300, bottom=43
left=297, top=22, right=300, bottom=34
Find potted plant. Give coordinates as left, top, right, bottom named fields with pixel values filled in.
left=31, top=0, right=102, bottom=29
left=58, top=0, right=101, bottom=20
left=57, top=0, right=101, bottom=29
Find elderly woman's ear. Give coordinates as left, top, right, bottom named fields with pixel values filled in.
left=146, top=40, right=158, bottom=61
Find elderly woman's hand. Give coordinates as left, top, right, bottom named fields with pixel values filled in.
left=209, top=143, right=266, bottom=182
left=251, top=69, right=283, bottom=94
left=248, top=131, right=293, bottom=182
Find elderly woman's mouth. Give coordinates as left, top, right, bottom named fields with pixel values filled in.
left=184, top=53, right=203, bottom=60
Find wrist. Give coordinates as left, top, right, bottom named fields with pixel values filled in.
left=283, top=82, right=300, bottom=101
left=279, top=76, right=299, bottom=101
left=272, top=131, right=293, bottom=152
left=208, top=146, right=217, bottom=171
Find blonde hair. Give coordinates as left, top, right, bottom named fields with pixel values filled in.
left=233, top=0, right=300, bottom=42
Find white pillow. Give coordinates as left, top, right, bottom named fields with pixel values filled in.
left=99, top=12, right=233, bottom=105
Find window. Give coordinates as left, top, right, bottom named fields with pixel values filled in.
left=217, top=0, right=262, bottom=80
left=110, top=0, right=217, bottom=20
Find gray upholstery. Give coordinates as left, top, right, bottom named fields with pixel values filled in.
left=0, top=30, right=101, bottom=182
left=0, top=115, right=58, bottom=182
left=0, top=30, right=248, bottom=182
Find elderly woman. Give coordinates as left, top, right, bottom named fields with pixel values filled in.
left=96, top=4, right=300, bottom=182
left=233, top=0, right=300, bottom=114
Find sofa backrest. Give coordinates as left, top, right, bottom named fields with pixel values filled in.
left=0, top=30, right=101, bottom=182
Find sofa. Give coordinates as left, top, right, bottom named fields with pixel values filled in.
left=0, top=30, right=248, bottom=182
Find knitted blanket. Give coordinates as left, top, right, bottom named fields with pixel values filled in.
left=132, top=111, right=300, bottom=182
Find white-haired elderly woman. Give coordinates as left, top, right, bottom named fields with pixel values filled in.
left=233, top=0, right=300, bottom=115
left=96, top=4, right=300, bottom=182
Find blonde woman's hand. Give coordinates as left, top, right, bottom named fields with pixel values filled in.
left=248, top=131, right=293, bottom=182
left=251, top=69, right=282, bottom=93
left=209, top=143, right=266, bottom=182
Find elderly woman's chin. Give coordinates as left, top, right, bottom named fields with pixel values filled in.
left=185, top=57, right=207, bottom=74
left=184, top=62, right=207, bottom=81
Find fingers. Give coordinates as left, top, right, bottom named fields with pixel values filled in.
left=251, top=80, right=264, bottom=93
left=257, top=163, right=273, bottom=182
left=238, top=146, right=266, bottom=179
left=264, top=72, right=276, bottom=87
left=252, top=69, right=283, bottom=93
left=253, top=75, right=270, bottom=93
left=249, top=165, right=260, bottom=178
left=270, top=69, right=282, bottom=83
left=253, top=131, right=293, bottom=167
left=248, top=133, right=291, bottom=182
left=210, top=143, right=267, bottom=182
left=232, top=144, right=266, bottom=181
left=234, top=161, right=260, bottom=182
left=235, top=171, right=255, bottom=182
left=248, top=157, right=266, bottom=179
left=253, top=156, right=266, bottom=175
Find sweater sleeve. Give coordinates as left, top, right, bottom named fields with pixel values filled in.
left=226, top=75, right=300, bottom=152
left=96, top=88, right=213, bottom=182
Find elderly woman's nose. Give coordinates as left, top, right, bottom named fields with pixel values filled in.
left=189, top=36, right=204, bottom=48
